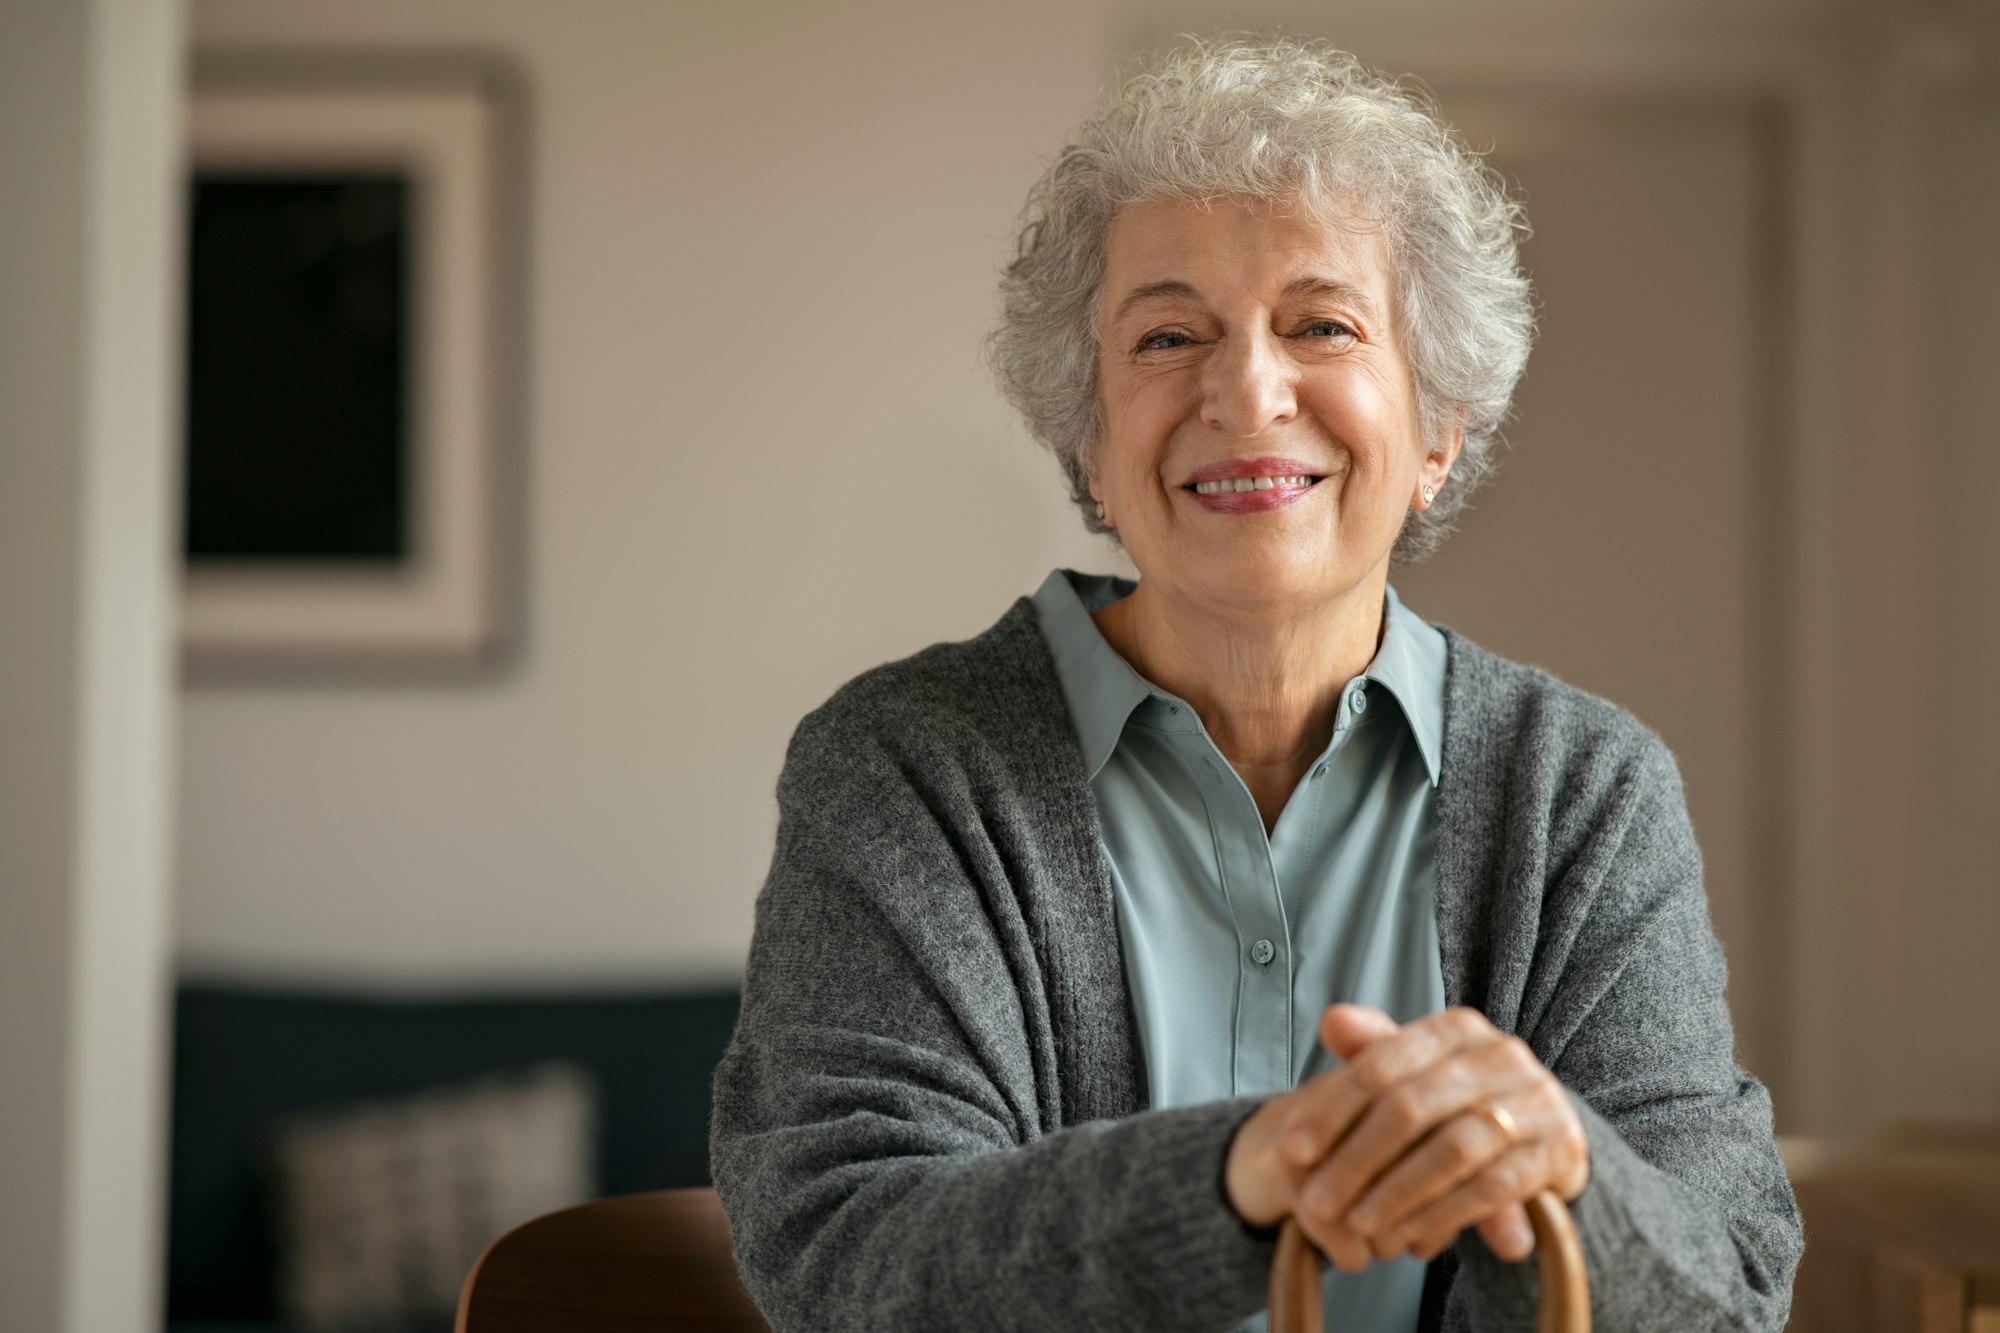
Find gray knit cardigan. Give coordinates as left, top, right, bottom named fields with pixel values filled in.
left=709, top=598, right=1801, bottom=1332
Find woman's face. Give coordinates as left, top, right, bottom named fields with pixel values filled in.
left=1092, top=195, right=1456, bottom=619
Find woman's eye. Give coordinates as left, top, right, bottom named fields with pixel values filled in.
left=1301, top=319, right=1354, bottom=339
left=1137, top=330, right=1193, bottom=352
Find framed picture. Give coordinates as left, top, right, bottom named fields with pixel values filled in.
left=182, top=51, right=526, bottom=676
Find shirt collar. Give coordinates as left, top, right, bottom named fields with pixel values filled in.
left=1369, top=583, right=1447, bottom=786
left=1030, top=568, right=1152, bottom=781
left=1031, top=569, right=1447, bottom=786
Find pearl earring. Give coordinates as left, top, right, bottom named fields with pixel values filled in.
left=1422, top=484, right=1436, bottom=505
left=1095, top=500, right=1107, bottom=523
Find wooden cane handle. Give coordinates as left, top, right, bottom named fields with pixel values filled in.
left=1268, top=1189, right=1590, bottom=1333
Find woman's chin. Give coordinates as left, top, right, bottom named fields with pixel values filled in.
left=1159, top=552, right=1372, bottom=619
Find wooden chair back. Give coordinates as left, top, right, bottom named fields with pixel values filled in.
left=459, top=1183, right=1587, bottom=1332
left=456, top=1186, right=770, bottom=1332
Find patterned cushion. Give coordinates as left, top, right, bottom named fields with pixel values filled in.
left=271, top=1062, right=595, bottom=1331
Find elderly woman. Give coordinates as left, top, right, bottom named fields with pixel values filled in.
left=710, top=36, right=1801, bottom=1333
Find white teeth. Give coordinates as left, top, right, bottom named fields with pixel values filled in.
left=1192, top=474, right=1316, bottom=495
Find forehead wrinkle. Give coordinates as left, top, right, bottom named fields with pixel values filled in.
left=1283, top=276, right=1383, bottom=324
left=1111, top=279, right=1202, bottom=323
left=1108, top=273, right=1386, bottom=328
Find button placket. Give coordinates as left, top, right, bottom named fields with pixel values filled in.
left=1172, top=728, right=1293, bottom=1096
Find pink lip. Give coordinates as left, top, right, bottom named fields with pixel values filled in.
left=1183, top=456, right=1324, bottom=485
left=1181, top=455, right=1325, bottom=514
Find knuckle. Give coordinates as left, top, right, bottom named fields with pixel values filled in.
left=1314, top=1222, right=1367, bottom=1272
left=1303, top=1168, right=1346, bottom=1218
left=1490, top=1156, right=1531, bottom=1198
left=1445, top=1007, right=1484, bottom=1036
left=1352, top=1058, right=1394, bottom=1096
left=1558, top=1116, right=1587, bottom=1156
left=1380, top=1086, right=1426, bottom=1131
left=1318, top=1162, right=1361, bottom=1204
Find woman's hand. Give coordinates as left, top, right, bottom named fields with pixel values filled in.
left=1224, top=1005, right=1589, bottom=1269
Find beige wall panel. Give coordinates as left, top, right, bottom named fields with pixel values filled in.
left=1397, top=99, right=1773, bottom=1075
left=1870, top=85, right=2000, bottom=1128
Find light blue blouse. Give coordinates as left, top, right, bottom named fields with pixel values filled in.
left=1030, top=568, right=1448, bottom=1333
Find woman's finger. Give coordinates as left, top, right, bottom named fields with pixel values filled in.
left=1476, top=1204, right=1538, bottom=1264
left=1300, top=1214, right=1376, bottom=1274
left=1277, top=1007, right=1488, bottom=1172
left=1342, top=1092, right=1526, bottom=1240
left=1393, top=1144, right=1545, bottom=1262
left=1316, top=1003, right=1400, bottom=1061
left=1294, top=1016, right=1522, bottom=1224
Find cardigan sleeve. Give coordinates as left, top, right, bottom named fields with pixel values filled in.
left=708, top=703, right=1277, bottom=1333
left=1445, top=731, right=1802, bottom=1333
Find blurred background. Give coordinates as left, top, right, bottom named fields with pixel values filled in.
left=3, top=0, right=1996, bottom=1329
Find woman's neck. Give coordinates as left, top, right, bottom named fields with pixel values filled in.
left=1091, top=573, right=1387, bottom=827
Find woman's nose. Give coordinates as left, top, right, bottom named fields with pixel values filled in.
left=1200, top=331, right=1298, bottom=437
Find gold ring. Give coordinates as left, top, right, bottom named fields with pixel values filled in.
left=1467, top=1100, right=1520, bottom=1145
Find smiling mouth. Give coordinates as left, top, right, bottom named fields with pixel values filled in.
left=1187, top=474, right=1321, bottom=495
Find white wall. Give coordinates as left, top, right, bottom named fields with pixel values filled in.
left=177, top=0, right=1128, bottom=987
left=1397, top=96, right=1772, bottom=1068
left=177, top=0, right=2000, bottom=1135
left=1790, top=0, right=2000, bottom=1133
left=0, top=0, right=183, bottom=1329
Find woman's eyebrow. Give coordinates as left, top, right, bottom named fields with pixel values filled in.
left=1112, top=279, right=1202, bottom=321
left=1285, top=276, right=1381, bottom=322
left=1112, top=276, right=1382, bottom=323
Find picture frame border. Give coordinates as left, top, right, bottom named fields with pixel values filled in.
left=181, top=48, right=530, bottom=682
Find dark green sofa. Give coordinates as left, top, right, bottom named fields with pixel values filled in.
left=165, top=981, right=740, bottom=1332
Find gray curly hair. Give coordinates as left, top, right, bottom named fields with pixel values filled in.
left=988, top=35, right=1534, bottom=566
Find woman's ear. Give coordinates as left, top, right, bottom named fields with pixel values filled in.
left=1413, top=424, right=1465, bottom=511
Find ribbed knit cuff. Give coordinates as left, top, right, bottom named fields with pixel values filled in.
left=1100, top=1095, right=1280, bottom=1328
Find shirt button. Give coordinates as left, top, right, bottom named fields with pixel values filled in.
left=1250, top=939, right=1276, bottom=967
left=1348, top=686, right=1369, bottom=715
